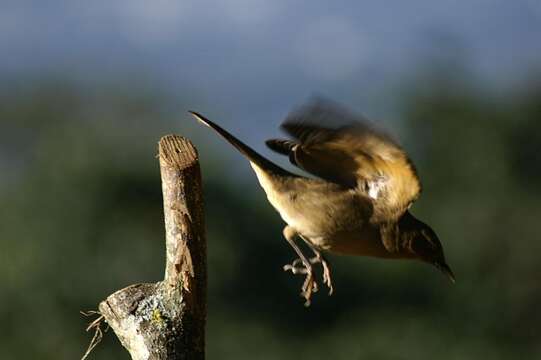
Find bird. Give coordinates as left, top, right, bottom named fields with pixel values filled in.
left=189, top=98, right=454, bottom=306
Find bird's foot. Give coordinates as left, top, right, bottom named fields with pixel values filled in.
left=283, top=260, right=317, bottom=306
left=283, top=254, right=333, bottom=305
left=318, top=255, right=333, bottom=296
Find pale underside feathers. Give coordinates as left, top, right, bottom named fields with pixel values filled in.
left=266, top=98, right=422, bottom=225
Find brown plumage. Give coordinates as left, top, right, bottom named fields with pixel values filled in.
left=190, top=98, right=454, bottom=306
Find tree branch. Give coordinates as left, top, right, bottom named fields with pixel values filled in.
left=97, top=135, right=206, bottom=360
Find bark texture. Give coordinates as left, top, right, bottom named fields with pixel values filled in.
left=98, top=135, right=206, bottom=360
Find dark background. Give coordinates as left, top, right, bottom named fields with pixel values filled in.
left=1, top=1, right=540, bottom=359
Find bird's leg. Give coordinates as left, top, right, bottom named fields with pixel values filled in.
left=285, top=236, right=333, bottom=295
left=282, top=226, right=317, bottom=306
left=298, top=235, right=333, bottom=295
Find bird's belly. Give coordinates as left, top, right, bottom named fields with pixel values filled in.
left=278, top=210, right=330, bottom=249
left=264, top=185, right=364, bottom=245
left=252, top=165, right=382, bottom=253
left=266, top=189, right=397, bottom=258
left=280, top=207, right=392, bottom=258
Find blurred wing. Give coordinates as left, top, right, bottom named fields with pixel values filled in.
left=266, top=98, right=422, bottom=225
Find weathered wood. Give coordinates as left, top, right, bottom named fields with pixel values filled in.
left=98, top=135, right=206, bottom=360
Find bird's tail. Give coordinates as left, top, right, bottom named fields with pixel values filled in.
left=189, top=111, right=294, bottom=176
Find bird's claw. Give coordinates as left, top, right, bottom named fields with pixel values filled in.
left=301, top=270, right=317, bottom=306
left=283, top=260, right=317, bottom=305
left=282, top=259, right=307, bottom=274
left=283, top=255, right=333, bottom=305
left=319, top=256, right=333, bottom=295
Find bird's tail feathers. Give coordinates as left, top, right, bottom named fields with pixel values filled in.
left=189, top=111, right=293, bottom=176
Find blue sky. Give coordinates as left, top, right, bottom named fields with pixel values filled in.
left=2, top=0, right=540, bottom=139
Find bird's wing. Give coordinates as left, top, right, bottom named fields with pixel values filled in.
left=266, top=98, right=422, bottom=230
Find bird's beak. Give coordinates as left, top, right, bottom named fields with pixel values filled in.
left=435, top=261, right=456, bottom=283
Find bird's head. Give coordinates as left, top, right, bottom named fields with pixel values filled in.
left=400, top=213, right=455, bottom=283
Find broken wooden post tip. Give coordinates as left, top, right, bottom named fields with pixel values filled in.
left=159, top=135, right=198, bottom=170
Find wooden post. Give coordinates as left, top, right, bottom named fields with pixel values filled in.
left=98, top=135, right=206, bottom=360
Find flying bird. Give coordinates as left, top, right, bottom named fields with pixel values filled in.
left=190, top=98, right=454, bottom=306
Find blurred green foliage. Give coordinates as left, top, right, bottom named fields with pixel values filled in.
left=0, top=74, right=540, bottom=359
